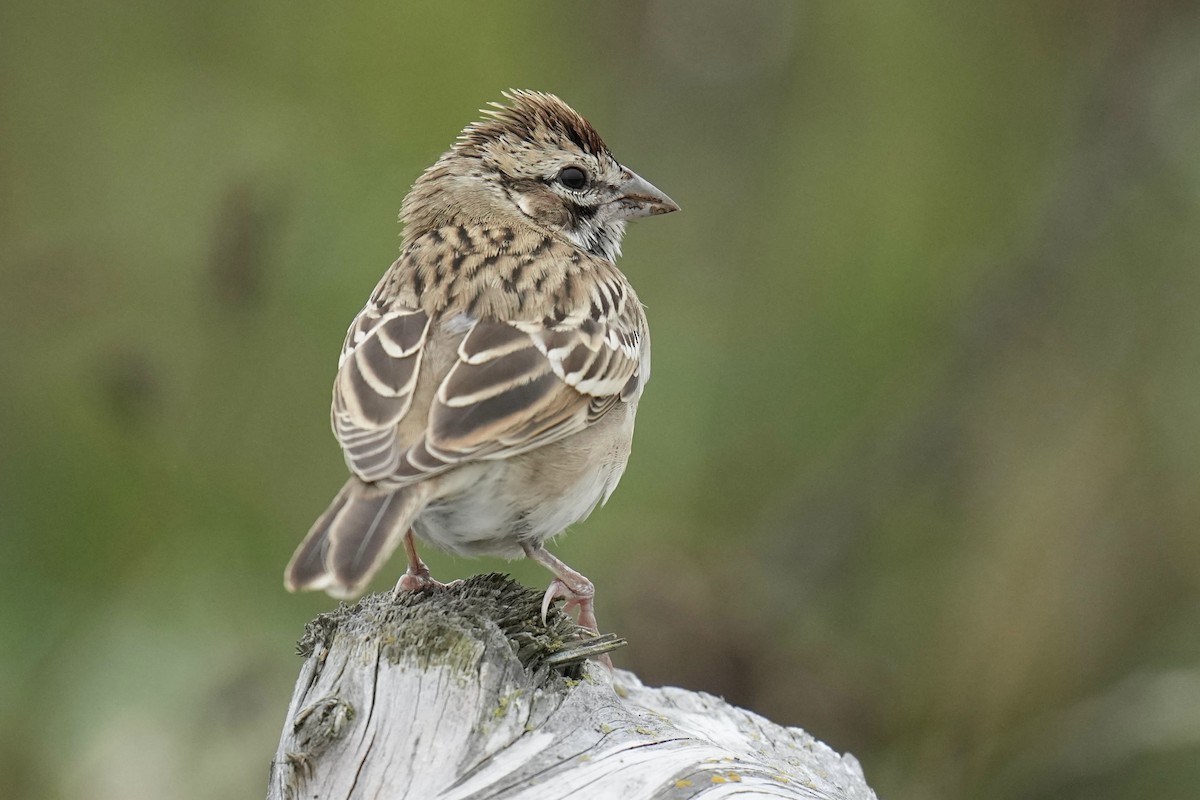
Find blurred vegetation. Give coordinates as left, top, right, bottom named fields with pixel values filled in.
left=3, top=1, right=1200, bottom=798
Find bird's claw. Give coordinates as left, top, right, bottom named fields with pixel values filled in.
left=540, top=578, right=598, bottom=633
left=540, top=579, right=567, bottom=625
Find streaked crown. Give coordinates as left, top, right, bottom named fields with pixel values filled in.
left=456, top=90, right=608, bottom=160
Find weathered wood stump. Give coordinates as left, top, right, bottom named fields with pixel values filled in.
left=268, top=574, right=878, bottom=799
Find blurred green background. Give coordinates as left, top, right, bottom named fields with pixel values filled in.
left=3, top=1, right=1200, bottom=798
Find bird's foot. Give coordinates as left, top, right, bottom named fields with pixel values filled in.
left=392, top=566, right=458, bottom=598
left=539, top=576, right=600, bottom=632
left=393, top=529, right=460, bottom=598
left=544, top=578, right=614, bottom=671
left=524, top=541, right=611, bottom=668
left=541, top=578, right=612, bottom=669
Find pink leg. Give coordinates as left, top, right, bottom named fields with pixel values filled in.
left=392, top=530, right=454, bottom=597
left=521, top=541, right=600, bottom=633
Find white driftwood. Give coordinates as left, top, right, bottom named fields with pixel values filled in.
left=268, top=574, right=877, bottom=799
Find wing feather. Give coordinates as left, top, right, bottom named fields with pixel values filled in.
left=417, top=275, right=647, bottom=470
left=332, top=306, right=430, bottom=481
left=330, top=265, right=647, bottom=488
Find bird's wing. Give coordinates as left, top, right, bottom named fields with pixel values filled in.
left=331, top=254, right=647, bottom=486
left=331, top=303, right=431, bottom=482
left=395, top=275, right=647, bottom=480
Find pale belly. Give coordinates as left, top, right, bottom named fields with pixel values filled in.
left=410, top=404, right=636, bottom=558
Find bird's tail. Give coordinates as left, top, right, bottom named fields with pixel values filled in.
left=284, top=478, right=427, bottom=599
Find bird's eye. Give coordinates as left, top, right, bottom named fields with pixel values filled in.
left=557, top=166, right=588, bottom=190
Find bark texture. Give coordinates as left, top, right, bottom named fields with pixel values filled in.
left=268, top=574, right=878, bottom=799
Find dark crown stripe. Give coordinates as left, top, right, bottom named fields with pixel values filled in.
left=457, top=91, right=607, bottom=156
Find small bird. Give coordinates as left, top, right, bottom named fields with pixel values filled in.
left=285, top=91, right=677, bottom=635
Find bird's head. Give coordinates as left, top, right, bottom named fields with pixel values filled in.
left=401, top=90, right=678, bottom=262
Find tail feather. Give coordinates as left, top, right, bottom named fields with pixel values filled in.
left=284, top=478, right=426, bottom=599
left=284, top=482, right=352, bottom=592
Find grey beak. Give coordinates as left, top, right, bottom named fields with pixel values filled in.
left=614, top=169, right=680, bottom=220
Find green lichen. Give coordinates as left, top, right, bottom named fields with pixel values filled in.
left=493, top=689, right=523, bottom=718
left=293, top=574, right=614, bottom=684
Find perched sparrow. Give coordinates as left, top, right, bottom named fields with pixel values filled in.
left=285, top=91, right=677, bottom=634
